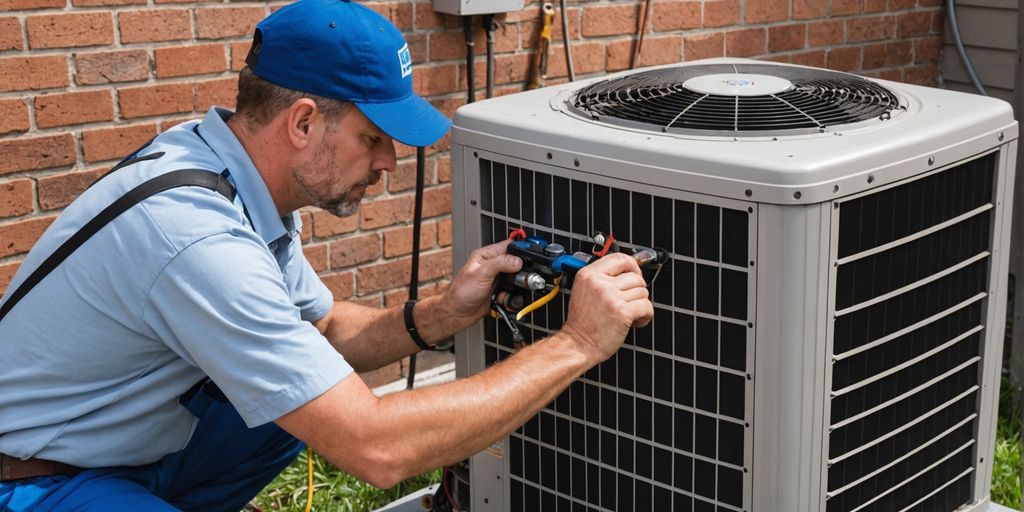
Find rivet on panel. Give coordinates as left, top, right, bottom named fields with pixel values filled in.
left=928, top=156, right=935, bottom=165
left=867, top=175, right=875, bottom=184
left=747, top=207, right=753, bottom=213
left=573, top=158, right=580, bottom=167
left=833, top=184, right=839, bottom=193
left=999, top=132, right=1005, bottom=141
left=470, top=199, right=478, bottom=206
left=473, top=152, right=478, bottom=158
left=546, top=152, right=553, bottom=160
left=793, top=191, right=802, bottom=199
left=744, top=189, right=752, bottom=197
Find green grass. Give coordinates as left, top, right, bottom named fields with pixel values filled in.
left=253, top=449, right=440, bottom=512
left=992, top=374, right=1022, bottom=509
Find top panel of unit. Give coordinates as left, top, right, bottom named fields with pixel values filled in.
left=451, top=59, right=1017, bottom=204
left=431, top=0, right=522, bottom=15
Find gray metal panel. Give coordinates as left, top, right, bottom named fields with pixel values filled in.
left=942, top=45, right=1018, bottom=89
left=943, top=6, right=1018, bottom=50
left=955, top=0, right=1018, bottom=9
left=431, top=0, right=522, bottom=15
left=750, top=203, right=831, bottom=512
left=973, top=142, right=1018, bottom=505
left=945, top=82, right=1017, bottom=104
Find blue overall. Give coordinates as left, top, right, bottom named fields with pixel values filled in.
left=0, top=382, right=303, bottom=511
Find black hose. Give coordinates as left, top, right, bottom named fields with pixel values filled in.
left=559, top=0, right=574, bottom=81
left=464, top=16, right=476, bottom=104
left=484, top=14, right=495, bottom=99
left=406, top=146, right=427, bottom=390
left=946, top=0, right=987, bottom=96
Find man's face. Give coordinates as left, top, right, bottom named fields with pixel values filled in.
left=294, top=107, right=396, bottom=217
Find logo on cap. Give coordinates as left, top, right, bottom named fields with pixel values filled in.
left=398, top=44, right=412, bottom=78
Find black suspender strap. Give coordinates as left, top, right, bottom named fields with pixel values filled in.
left=0, top=169, right=235, bottom=323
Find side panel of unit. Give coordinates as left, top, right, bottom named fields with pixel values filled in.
left=819, top=145, right=1016, bottom=512
left=457, top=147, right=758, bottom=512
left=750, top=202, right=832, bottom=512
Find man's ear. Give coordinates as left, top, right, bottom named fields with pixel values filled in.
left=285, top=98, right=320, bottom=150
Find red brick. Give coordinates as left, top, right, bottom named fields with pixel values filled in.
left=37, top=167, right=107, bottom=210
left=195, top=77, right=237, bottom=111
left=897, top=11, right=931, bottom=38
left=311, top=209, right=357, bottom=238
left=365, top=2, right=414, bottom=30
left=466, top=52, right=531, bottom=90
left=826, top=46, right=861, bottom=71
left=0, top=0, right=62, bottom=9
left=413, top=63, right=457, bottom=96
left=520, top=6, right=581, bottom=45
left=918, top=0, right=940, bottom=6
left=0, top=55, right=67, bottom=92
left=652, top=0, right=700, bottom=30
left=329, top=233, right=381, bottom=269
left=808, top=20, right=844, bottom=47
left=303, top=243, right=327, bottom=272
left=82, top=123, right=157, bottom=163
left=357, top=248, right=452, bottom=294
left=726, top=28, right=766, bottom=57
left=930, top=11, right=943, bottom=34
left=913, top=35, right=941, bottom=63
left=419, top=248, right=452, bottom=281
left=607, top=35, right=681, bottom=71
left=831, top=0, right=861, bottom=15
left=903, top=63, right=938, bottom=85
left=769, top=24, right=806, bottom=52
left=428, top=28, right=516, bottom=61
left=299, top=210, right=313, bottom=242
left=155, top=44, right=227, bottom=78
left=864, top=69, right=902, bottom=81
left=0, top=179, right=33, bottom=218
left=119, top=9, right=190, bottom=44
left=792, top=49, right=826, bottom=67
left=746, top=0, right=788, bottom=23
left=0, top=99, right=28, bottom=135
left=421, top=186, right=449, bottom=219
left=684, top=32, right=724, bottom=61
left=548, top=41, right=605, bottom=77
left=118, top=83, right=193, bottom=119
left=0, top=17, right=22, bottom=51
left=793, top=0, right=827, bottom=19
left=73, top=0, right=145, bottom=6
left=847, top=15, right=893, bottom=42
left=34, top=90, right=113, bottom=129
left=704, top=0, right=739, bottom=26
left=437, top=155, right=451, bottom=183
left=0, top=134, right=75, bottom=176
left=154, top=0, right=216, bottom=5
left=407, top=33, right=427, bottom=64
left=351, top=294, right=382, bottom=307
left=388, top=160, right=422, bottom=193
left=862, top=40, right=911, bottom=68
left=415, top=2, right=447, bottom=30
left=863, top=0, right=886, bottom=12
left=360, top=195, right=413, bottom=229
left=230, top=41, right=251, bottom=71
left=322, top=271, right=355, bottom=300
left=0, top=261, right=19, bottom=296
left=437, top=217, right=451, bottom=246
left=0, top=216, right=56, bottom=258
left=582, top=4, right=639, bottom=37
left=890, top=0, right=916, bottom=8
left=383, top=223, right=437, bottom=257
left=75, top=49, right=148, bottom=85
left=196, top=6, right=265, bottom=39
left=27, top=12, right=113, bottom=49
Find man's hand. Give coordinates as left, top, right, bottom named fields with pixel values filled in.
left=442, top=240, right=523, bottom=323
left=561, top=253, right=654, bottom=362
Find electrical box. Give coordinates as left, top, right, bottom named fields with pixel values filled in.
left=431, top=0, right=522, bottom=16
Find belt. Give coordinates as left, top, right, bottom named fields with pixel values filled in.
left=0, top=453, right=83, bottom=482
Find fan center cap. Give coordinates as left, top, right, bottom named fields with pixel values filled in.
left=683, top=73, right=793, bottom=96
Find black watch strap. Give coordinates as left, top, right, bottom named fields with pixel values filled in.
left=404, top=300, right=432, bottom=351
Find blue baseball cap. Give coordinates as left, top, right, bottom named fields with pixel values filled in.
left=245, top=0, right=451, bottom=147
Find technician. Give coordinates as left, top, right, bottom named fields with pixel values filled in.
left=0, top=0, right=653, bottom=510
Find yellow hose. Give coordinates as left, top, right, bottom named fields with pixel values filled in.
left=515, top=278, right=560, bottom=321
left=305, top=446, right=313, bottom=512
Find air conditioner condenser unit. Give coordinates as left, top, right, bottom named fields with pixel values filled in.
left=450, top=58, right=1018, bottom=512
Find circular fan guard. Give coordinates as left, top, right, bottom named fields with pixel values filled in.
left=568, top=64, right=902, bottom=135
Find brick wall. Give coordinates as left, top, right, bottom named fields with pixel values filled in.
left=0, top=0, right=943, bottom=336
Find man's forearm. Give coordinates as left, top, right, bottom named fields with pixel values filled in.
left=279, top=329, right=602, bottom=488
left=318, top=293, right=475, bottom=372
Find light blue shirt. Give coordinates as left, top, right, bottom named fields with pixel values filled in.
left=0, top=108, right=352, bottom=468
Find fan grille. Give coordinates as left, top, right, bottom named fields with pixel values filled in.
left=569, top=64, right=901, bottom=134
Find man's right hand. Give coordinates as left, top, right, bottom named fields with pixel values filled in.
left=560, top=253, right=654, bottom=362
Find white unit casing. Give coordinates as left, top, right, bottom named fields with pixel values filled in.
left=450, top=58, right=1018, bottom=512
left=431, top=0, right=522, bottom=16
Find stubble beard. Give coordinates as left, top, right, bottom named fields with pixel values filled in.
left=295, top=137, right=376, bottom=218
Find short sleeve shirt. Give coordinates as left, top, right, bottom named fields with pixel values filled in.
left=0, top=108, right=353, bottom=468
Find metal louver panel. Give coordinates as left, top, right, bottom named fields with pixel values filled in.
left=477, top=157, right=755, bottom=511
left=569, top=64, right=901, bottom=135
left=825, top=153, right=997, bottom=512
